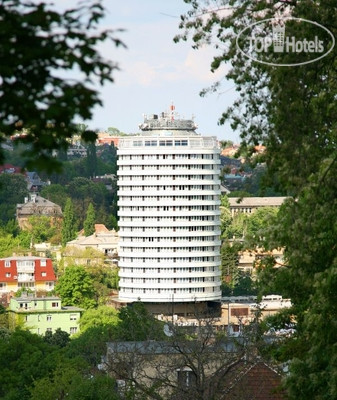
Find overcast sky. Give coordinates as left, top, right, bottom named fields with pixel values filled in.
left=84, top=0, right=239, bottom=142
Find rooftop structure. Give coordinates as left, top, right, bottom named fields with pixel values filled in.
left=138, top=104, right=198, bottom=133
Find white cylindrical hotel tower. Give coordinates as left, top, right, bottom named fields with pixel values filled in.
left=117, top=107, right=222, bottom=307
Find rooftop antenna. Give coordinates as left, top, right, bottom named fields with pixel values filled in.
left=170, top=102, right=175, bottom=120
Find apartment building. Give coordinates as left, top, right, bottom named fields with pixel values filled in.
left=117, top=106, right=222, bottom=314
left=0, top=255, right=57, bottom=294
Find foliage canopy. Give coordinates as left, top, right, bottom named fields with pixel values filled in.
left=177, top=2, right=337, bottom=398
left=0, top=0, right=124, bottom=171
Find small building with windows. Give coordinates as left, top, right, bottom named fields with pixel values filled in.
left=16, top=193, right=63, bottom=230
left=8, top=295, right=82, bottom=336
left=228, top=197, right=288, bottom=216
left=0, top=255, right=57, bottom=294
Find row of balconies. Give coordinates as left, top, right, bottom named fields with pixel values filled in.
left=117, top=204, right=220, bottom=212
left=119, top=250, right=220, bottom=258
left=118, top=167, right=219, bottom=175
left=118, top=261, right=221, bottom=268
left=119, top=282, right=220, bottom=290
left=119, top=233, right=221, bottom=240
left=118, top=178, right=218, bottom=185
left=117, top=190, right=221, bottom=198
left=119, top=229, right=221, bottom=236
left=119, top=240, right=221, bottom=248
left=118, top=218, right=220, bottom=227
left=118, top=271, right=221, bottom=280
left=117, top=158, right=221, bottom=166
left=118, top=153, right=218, bottom=160
left=117, top=140, right=218, bottom=151
left=118, top=210, right=220, bottom=218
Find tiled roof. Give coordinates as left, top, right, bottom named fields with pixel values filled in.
left=0, top=257, right=56, bottom=283
left=35, top=260, right=56, bottom=281
left=225, top=361, right=286, bottom=400
left=16, top=195, right=62, bottom=216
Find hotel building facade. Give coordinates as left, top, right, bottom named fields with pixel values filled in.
left=117, top=108, right=222, bottom=314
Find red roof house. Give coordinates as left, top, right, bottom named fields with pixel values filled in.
left=0, top=256, right=57, bottom=295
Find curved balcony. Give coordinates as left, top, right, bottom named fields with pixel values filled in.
left=119, top=229, right=221, bottom=238
left=119, top=249, right=220, bottom=258
left=118, top=290, right=222, bottom=303
left=118, top=270, right=221, bottom=280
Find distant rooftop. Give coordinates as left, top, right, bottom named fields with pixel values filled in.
left=228, top=197, right=288, bottom=208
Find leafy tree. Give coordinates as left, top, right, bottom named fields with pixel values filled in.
left=222, top=271, right=257, bottom=296
left=0, top=329, right=57, bottom=399
left=67, top=177, right=108, bottom=226
left=27, top=215, right=60, bottom=244
left=227, top=190, right=252, bottom=198
left=83, top=202, right=96, bottom=236
left=86, top=141, right=97, bottom=178
left=66, top=325, right=114, bottom=367
left=55, top=265, right=96, bottom=309
left=225, top=212, right=249, bottom=239
left=0, top=305, right=8, bottom=330
left=87, top=264, right=119, bottom=304
left=40, top=184, right=68, bottom=210
left=99, top=143, right=118, bottom=170
left=61, top=198, right=77, bottom=247
left=0, top=0, right=124, bottom=171
left=176, top=0, right=336, bottom=193
left=115, top=302, right=165, bottom=341
left=175, top=2, right=337, bottom=398
left=16, top=229, right=32, bottom=248
left=220, top=240, right=242, bottom=286
left=108, top=214, right=119, bottom=231
left=245, top=207, right=278, bottom=240
left=29, top=355, right=118, bottom=400
left=43, top=328, right=70, bottom=348
left=0, top=232, right=20, bottom=257
left=0, top=174, right=28, bottom=225
left=220, top=196, right=231, bottom=239
left=219, top=139, right=234, bottom=149
left=79, top=306, right=119, bottom=333
left=106, top=126, right=128, bottom=136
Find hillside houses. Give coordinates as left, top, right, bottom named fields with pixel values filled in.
left=66, top=224, right=119, bottom=257
left=16, top=193, right=63, bottom=229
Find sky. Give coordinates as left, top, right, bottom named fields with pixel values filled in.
left=84, top=0, right=239, bottom=142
